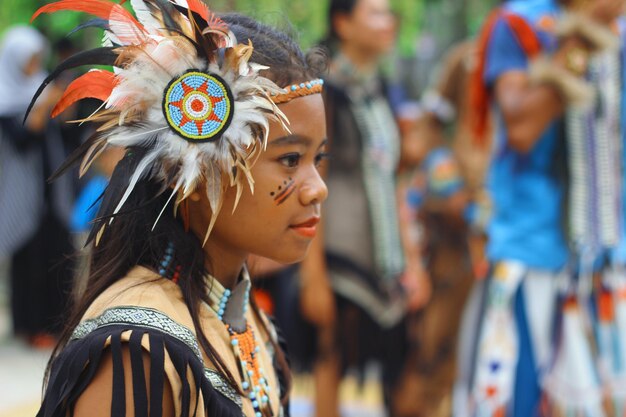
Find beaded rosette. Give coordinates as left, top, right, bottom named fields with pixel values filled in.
left=163, top=71, right=234, bottom=142
left=27, top=0, right=297, bottom=243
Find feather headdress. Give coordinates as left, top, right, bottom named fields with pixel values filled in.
left=28, top=0, right=291, bottom=244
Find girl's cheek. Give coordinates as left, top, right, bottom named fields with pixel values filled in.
left=269, top=177, right=296, bottom=206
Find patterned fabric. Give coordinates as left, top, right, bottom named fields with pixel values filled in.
left=472, top=262, right=525, bottom=417
left=71, top=305, right=243, bottom=409
left=39, top=323, right=243, bottom=417
left=566, top=50, right=623, bottom=260
left=471, top=261, right=561, bottom=417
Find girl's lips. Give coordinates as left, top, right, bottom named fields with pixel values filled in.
left=290, top=217, right=319, bottom=238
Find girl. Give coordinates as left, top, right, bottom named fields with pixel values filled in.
left=31, top=2, right=328, bottom=417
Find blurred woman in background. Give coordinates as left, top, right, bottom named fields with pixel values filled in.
left=299, top=0, right=431, bottom=415
left=0, top=26, right=73, bottom=348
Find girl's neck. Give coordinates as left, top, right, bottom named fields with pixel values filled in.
left=203, top=240, right=247, bottom=289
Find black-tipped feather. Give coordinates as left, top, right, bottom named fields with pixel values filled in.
left=24, top=47, right=118, bottom=124
left=170, top=3, right=216, bottom=56
left=68, top=18, right=111, bottom=37
left=147, top=0, right=183, bottom=34
left=172, top=3, right=208, bottom=31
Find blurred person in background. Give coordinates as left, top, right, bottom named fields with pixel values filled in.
left=0, top=25, right=74, bottom=348
left=544, top=3, right=626, bottom=417
left=392, top=39, right=490, bottom=417
left=298, top=0, right=431, bottom=415
left=462, top=0, right=624, bottom=416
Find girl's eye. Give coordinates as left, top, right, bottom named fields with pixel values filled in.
left=315, top=152, right=330, bottom=167
left=279, top=153, right=301, bottom=168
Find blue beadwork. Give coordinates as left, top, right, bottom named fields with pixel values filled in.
left=163, top=71, right=233, bottom=142
left=158, top=242, right=175, bottom=278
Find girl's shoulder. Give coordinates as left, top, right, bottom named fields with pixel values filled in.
left=82, top=265, right=192, bottom=327
left=38, top=266, right=243, bottom=417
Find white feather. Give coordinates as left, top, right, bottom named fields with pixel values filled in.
left=152, top=178, right=183, bottom=230
left=130, top=0, right=162, bottom=35
left=111, top=148, right=160, bottom=219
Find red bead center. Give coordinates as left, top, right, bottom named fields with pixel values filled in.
left=190, top=98, right=204, bottom=112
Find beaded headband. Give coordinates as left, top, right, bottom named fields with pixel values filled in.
left=27, top=0, right=324, bottom=245
left=271, top=79, right=324, bottom=104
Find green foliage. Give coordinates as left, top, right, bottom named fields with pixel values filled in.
left=0, top=0, right=496, bottom=55
left=1, top=0, right=85, bottom=42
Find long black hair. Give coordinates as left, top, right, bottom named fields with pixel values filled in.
left=45, top=12, right=327, bottom=406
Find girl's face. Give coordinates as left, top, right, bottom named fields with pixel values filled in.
left=197, top=93, right=328, bottom=264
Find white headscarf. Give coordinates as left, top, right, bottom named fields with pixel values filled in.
left=0, top=26, right=48, bottom=117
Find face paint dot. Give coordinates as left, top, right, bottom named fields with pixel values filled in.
left=270, top=192, right=275, bottom=196
left=278, top=186, right=281, bottom=190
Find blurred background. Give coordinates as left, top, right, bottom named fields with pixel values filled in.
left=0, top=0, right=496, bottom=97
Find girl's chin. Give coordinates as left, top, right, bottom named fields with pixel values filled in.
left=263, top=249, right=309, bottom=266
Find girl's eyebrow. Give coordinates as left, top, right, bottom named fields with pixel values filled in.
left=270, top=135, right=328, bottom=148
left=270, top=134, right=312, bottom=147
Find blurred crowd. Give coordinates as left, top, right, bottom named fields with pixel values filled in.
left=3, top=0, right=626, bottom=416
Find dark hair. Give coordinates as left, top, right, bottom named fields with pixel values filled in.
left=45, top=13, right=327, bottom=407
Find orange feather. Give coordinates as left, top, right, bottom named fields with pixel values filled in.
left=186, top=0, right=210, bottom=23
left=187, top=0, right=227, bottom=33
left=52, top=70, right=116, bottom=118
left=31, top=0, right=144, bottom=32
